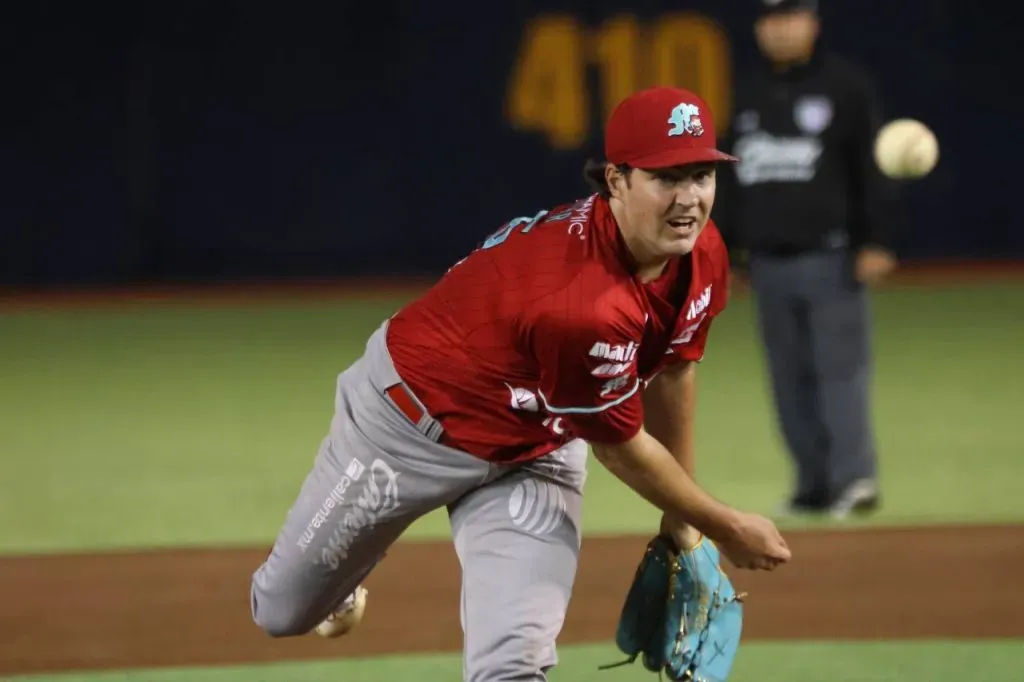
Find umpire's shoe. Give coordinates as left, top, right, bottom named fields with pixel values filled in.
left=828, top=479, right=880, bottom=519
left=775, top=479, right=880, bottom=519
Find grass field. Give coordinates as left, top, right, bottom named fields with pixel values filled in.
left=1, top=275, right=1022, bottom=681
left=9, top=642, right=1024, bottom=682
left=1, top=280, right=1021, bottom=553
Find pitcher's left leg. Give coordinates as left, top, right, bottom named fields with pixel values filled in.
left=447, top=441, right=587, bottom=682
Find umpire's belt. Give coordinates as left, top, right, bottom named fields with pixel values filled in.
left=383, top=381, right=445, bottom=443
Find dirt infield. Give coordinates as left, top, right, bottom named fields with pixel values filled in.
left=1, top=525, right=1022, bottom=676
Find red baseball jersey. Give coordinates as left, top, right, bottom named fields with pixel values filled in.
left=386, top=194, right=730, bottom=463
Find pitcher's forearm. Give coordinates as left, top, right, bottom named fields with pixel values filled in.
left=592, top=430, right=737, bottom=542
left=643, top=362, right=699, bottom=539
left=643, top=361, right=698, bottom=476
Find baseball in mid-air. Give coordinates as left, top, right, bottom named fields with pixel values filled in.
left=873, top=118, right=939, bottom=179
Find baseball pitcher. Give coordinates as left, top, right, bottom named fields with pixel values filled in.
left=250, top=86, right=791, bottom=682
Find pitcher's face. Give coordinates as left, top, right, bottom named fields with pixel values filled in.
left=608, top=163, right=716, bottom=275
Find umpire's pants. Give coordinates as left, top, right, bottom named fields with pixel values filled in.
left=748, top=248, right=878, bottom=501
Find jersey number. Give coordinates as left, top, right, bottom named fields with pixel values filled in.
left=481, top=210, right=550, bottom=250
left=446, top=207, right=573, bottom=274
left=481, top=205, right=579, bottom=250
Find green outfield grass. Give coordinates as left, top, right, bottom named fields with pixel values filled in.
left=7, top=641, right=1024, bottom=682
left=1, top=281, right=1022, bottom=554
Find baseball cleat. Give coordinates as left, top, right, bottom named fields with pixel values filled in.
left=828, top=479, right=880, bottom=519
left=315, top=586, right=368, bottom=638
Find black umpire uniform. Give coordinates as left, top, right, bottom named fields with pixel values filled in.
left=715, top=0, right=901, bottom=517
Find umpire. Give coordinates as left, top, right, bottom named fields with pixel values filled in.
left=715, top=0, right=901, bottom=518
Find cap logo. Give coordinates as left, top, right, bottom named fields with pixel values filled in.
left=667, top=103, right=705, bottom=138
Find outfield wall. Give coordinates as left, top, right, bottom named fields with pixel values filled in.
left=3, top=1, right=1019, bottom=288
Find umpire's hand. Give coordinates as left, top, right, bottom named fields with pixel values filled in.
left=855, top=246, right=898, bottom=284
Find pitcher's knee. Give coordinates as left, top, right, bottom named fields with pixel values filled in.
left=250, top=582, right=317, bottom=638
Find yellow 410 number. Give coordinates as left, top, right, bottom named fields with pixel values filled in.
left=506, top=12, right=733, bottom=151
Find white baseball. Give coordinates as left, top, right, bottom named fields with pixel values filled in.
left=315, top=586, right=368, bottom=638
left=873, top=118, right=939, bottom=179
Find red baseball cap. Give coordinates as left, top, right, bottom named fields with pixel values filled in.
left=605, top=86, right=737, bottom=168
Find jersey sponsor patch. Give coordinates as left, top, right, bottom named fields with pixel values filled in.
left=686, top=284, right=712, bottom=320
left=591, top=361, right=632, bottom=378
left=505, top=384, right=540, bottom=412
left=566, top=194, right=597, bottom=240
left=666, top=313, right=708, bottom=353
left=589, top=340, right=639, bottom=363
left=310, top=458, right=402, bottom=570
left=599, top=374, right=633, bottom=397
left=508, top=478, right=567, bottom=536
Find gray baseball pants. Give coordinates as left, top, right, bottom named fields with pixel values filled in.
left=748, top=248, right=878, bottom=501
left=250, top=321, right=587, bottom=681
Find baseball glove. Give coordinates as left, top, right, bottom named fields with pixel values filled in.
left=600, top=534, right=745, bottom=682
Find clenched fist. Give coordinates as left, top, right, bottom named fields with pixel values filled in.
left=855, top=246, right=897, bottom=285
left=717, top=512, right=791, bottom=571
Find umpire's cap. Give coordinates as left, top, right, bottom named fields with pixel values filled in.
left=604, top=87, right=737, bottom=169
left=758, top=0, right=819, bottom=17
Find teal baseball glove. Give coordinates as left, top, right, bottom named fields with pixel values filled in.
left=601, top=535, right=746, bottom=682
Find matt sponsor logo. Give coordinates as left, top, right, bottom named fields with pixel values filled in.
left=589, top=341, right=638, bottom=363
left=297, top=458, right=367, bottom=552
left=687, top=285, right=712, bottom=320
left=314, top=459, right=401, bottom=569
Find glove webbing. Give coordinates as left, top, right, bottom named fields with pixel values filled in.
left=668, top=550, right=744, bottom=682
